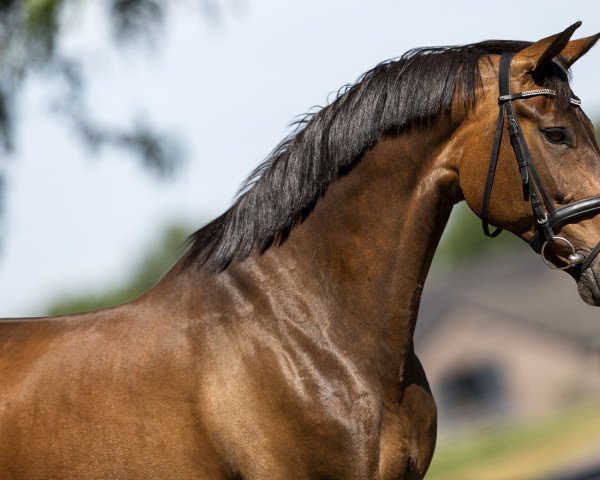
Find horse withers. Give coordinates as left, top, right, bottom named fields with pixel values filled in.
left=1, top=23, right=599, bottom=480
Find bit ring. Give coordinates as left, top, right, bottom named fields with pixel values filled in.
left=541, top=236, right=584, bottom=270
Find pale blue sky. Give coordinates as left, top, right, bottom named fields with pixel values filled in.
left=1, top=0, right=600, bottom=316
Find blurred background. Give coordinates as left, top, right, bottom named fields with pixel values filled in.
left=0, top=1, right=599, bottom=478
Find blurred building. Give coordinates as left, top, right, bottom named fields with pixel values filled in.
left=416, top=251, right=600, bottom=436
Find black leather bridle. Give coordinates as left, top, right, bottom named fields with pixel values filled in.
left=481, top=51, right=600, bottom=272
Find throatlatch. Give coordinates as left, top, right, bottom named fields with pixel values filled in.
left=481, top=52, right=600, bottom=272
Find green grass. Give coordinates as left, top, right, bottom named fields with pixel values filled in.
left=427, top=403, right=600, bottom=480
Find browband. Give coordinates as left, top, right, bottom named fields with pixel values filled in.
left=499, top=89, right=581, bottom=105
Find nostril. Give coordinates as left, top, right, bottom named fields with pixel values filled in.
left=577, top=269, right=600, bottom=306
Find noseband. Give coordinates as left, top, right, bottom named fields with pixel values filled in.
left=481, top=51, right=600, bottom=272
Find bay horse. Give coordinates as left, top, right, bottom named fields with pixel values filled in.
left=1, top=23, right=600, bottom=480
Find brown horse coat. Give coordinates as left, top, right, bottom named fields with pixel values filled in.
left=1, top=25, right=599, bottom=479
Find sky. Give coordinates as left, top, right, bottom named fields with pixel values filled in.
left=1, top=0, right=600, bottom=317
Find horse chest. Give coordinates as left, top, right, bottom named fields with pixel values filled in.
left=200, top=339, right=428, bottom=479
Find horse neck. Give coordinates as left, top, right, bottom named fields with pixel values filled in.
left=234, top=127, right=462, bottom=378
left=284, top=128, right=461, bottom=319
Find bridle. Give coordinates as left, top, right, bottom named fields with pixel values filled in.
left=481, top=51, right=600, bottom=273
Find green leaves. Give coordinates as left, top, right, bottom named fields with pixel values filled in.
left=433, top=202, right=523, bottom=269
left=0, top=0, right=223, bottom=238
left=24, top=0, right=61, bottom=57
left=0, top=0, right=208, bottom=184
left=110, top=0, right=165, bottom=45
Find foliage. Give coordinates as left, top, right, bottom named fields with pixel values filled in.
left=0, top=0, right=227, bottom=226
left=46, top=225, right=190, bottom=316
left=433, top=202, right=523, bottom=268
left=0, top=1, right=194, bottom=168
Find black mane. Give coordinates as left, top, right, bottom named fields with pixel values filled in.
left=185, top=40, right=573, bottom=271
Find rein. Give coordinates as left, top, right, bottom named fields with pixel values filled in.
left=481, top=51, right=600, bottom=272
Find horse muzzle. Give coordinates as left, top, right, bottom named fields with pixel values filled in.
left=577, top=263, right=600, bottom=306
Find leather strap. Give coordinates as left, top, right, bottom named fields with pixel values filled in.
left=546, top=196, right=600, bottom=232
left=582, top=241, right=600, bottom=271
left=531, top=196, right=600, bottom=251
left=481, top=100, right=506, bottom=237
left=481, top=53, right=512, bottom=238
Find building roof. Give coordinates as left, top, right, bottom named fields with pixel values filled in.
left=416, top=249, right=600, bottom=347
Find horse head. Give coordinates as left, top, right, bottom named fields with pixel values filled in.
left=458, top=22, right=600, bottom=306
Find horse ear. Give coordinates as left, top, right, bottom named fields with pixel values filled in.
left=559, top=33, right=600, bottom=68
left=515, top=21, right=582, bottom=73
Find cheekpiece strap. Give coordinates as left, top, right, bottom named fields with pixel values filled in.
left=481, top=52, right=514, bottom=238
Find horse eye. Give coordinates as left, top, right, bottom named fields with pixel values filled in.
left=542, top=128, right=568, bottom=145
